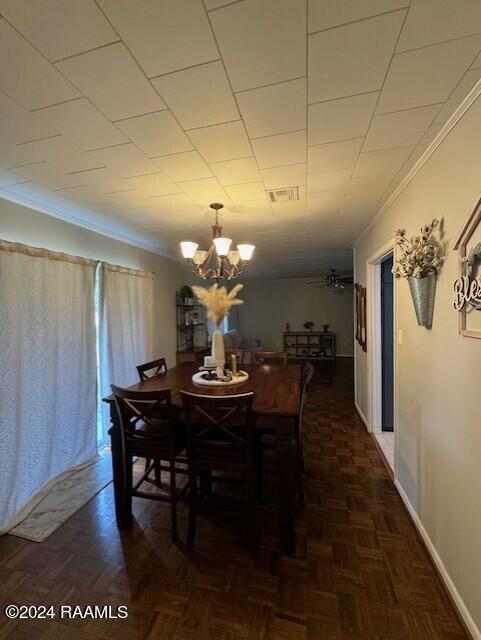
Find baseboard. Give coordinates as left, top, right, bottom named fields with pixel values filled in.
left=354, top=400, right=369, bottom=430
left=394, top=479, right=480, bottom=640
left=336, top=354, right=354, bottom=358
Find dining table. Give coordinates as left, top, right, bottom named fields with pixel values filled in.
left=103, top=361, right=302, bottom=553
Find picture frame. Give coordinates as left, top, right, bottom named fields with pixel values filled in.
left=355, top=284, right=367, bottom=352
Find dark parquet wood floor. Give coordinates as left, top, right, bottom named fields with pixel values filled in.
left=0, top=360, right=466, bottom=639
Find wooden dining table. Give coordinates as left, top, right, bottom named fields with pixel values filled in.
left=103, top=361, right=302, bottom=553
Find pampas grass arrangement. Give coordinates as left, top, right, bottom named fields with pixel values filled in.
left=192, top=283, right=244, bottom=326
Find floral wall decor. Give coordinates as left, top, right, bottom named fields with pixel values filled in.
left=392, top=219, right=444, bottom=328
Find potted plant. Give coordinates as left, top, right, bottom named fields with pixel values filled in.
left=303, top=321, right=314, bottom=332
left=179, top=285, right=194, bottom=305
left=392, top=219, right=444, bottom=328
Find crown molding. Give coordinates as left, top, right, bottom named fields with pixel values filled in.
left=354, top=77, right=481, bottom=247
left=0, top=187, right=182, bottom=262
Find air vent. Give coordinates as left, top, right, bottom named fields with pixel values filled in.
left=267, top=186, right=299, bottom=203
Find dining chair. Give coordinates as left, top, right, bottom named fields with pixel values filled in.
left=251, top=351, right=288, bottom=365
left=297, top=361, right=315, bottom=493
left=225, top=349, right=244, bottom=366
left=136, top=357, right=167, bottom=381
left=111, top=385, right=188, bottom=541
left=180, top=390, right=256, bottom=551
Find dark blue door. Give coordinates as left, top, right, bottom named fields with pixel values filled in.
left=381, top=255, right=394, bottom=432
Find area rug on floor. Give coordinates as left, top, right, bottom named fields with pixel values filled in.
left=9, top=450, right=113, bottom=542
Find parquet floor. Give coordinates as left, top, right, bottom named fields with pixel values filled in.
left=0, top=361, right=466, bottom=639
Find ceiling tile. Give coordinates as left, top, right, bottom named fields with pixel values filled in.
left=204, top=0, right=239, bottom=8
left=0, top=19, right=80, bottom=110
left=434, top=68, right=481, bottom=124
left=472, top=52, right=481, bottom=69
left=57, top=43, right=166, bottom=121
left=210, top=157, right=261, bottom=185
left=12, top=161, right=86, bottom=190
left=178, top=176, right=230, bottom=204
left=261, top=163, right=306, bottom=189
left=353, top=146, right=412, bottom=178
left=236, top=78, right=306, bottom=139
left=376, top=36, right=481, bottom=113
left=115, top=111, right=193, bottom=157
left=34, top=98, right=128, bottom=150
left=252, top=130, right=306, bottom=169
left=98, top=0, right=218, bottom=77
left=0, top=0, right=117, bottom=62
left=224, top=181, right=267, bottom=202
left=309, top=11, right=405, bottom=103
left=130, top=193, right=204, bottom=222
left=0, top=167, right=27, bottom=188
left=308, top=138, right=363, bottom=172
left=189, top=120, right=252, bottom=163
left=397, top=0, right=481, bottom=52
left=307, top=167, right=352, bottom=192
left=124, top=172, right=182, bottom=197
left=152, top=151, right=212, bottom=182
left=307, top=190, right=343, bottom=215
left=210, top=0, right=306, bottom=91
left=3, top=181, right=68, bottom=205
left=64, top=167, right=128, bottom=193
left=0, top=92, right=57, bottom=144
left=308, top=92, right=378, bottom=145
left=87, top=143, right=158, bottom=177
left=308, top=0, right=409, bottom=32
left=152, top=61, right=238, bottom=130
left=15, top=136, right=105, bottom=172
left=364, top=104, right=441, bottom=150
left=343, top=173, right=392, bottom=204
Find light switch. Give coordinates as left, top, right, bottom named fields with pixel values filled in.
left=398, top=329, right=403, bottom=345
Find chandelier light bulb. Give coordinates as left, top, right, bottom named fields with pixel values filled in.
left=238, top=244, right=255, bottom=261
left=180, top=241, right=198, bottom=259
left=213, top=237, right=232, bottom=256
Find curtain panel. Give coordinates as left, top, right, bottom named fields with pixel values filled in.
left=98, top=262, right=154, bottom=444
left=0, top=240, right=97, bottom=532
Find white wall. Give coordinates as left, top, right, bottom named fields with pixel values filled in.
left=354, top=93, right=481, bottom=636
left=0, top=198, right=190, bottom=371
left=236, top=277, right=354, bottom=356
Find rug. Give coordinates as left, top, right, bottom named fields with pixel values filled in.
left=9, top=449, right=113, bottom=542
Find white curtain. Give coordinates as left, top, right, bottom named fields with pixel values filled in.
left=0, top=241, right=97, bottom=533
left=99, top=263, right=154, bottom=444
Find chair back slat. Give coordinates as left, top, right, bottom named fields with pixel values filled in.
left=136, top=357, right=167, bottom=381
left=251, top=351, right=288, bottom=365
left=111, top=385, right=173, bottom=451
left=180, top=391, right=254, bottom=467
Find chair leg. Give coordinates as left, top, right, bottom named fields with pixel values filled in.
left=154, top=460, right=161, bottom=487
left=169, top=459, right=178, bottom=542
left=145, top=458, right=151, bottom=472
left=120, top=454, right=133, bottom=529
left=245, top=470, right=257, bottom=556
left=187, top=471, right=197, bottom=550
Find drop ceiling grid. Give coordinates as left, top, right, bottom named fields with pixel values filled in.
left=0, top=0, right=479, bottom=276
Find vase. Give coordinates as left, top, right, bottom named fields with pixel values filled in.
left=211, top=325, right=225, bottom=368
left=408, top=273, right=437, bottom=328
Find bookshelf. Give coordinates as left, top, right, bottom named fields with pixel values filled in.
left=176, top=292, right=209, bottom=364
left=283, top=331, right=335, bottom=361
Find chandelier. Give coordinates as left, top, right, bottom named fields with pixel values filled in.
left=180, top=202, right=255, bottom=281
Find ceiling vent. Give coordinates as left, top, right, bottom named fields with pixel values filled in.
left=267, top=186, right=299, bottom=203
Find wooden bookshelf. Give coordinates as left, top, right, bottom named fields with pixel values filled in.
left=283, top=331, right=335, bottom=361
left=176, top=293, right=209, bottom=364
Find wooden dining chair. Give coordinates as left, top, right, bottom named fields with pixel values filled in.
left=297, top=362, right=315, bottom=488
left=180, top=390, right=256, bottom=551
left=251, top=351, right=288, bottom=365
left=111, top=385, right=188, bottom=541
left=136, top=357, right=167, bottom=381
left=225, top=349, right=244, bottom=365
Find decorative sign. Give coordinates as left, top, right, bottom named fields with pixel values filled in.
left=453, top=197, right=481, bottom=338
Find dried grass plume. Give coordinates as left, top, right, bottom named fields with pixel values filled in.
left=192, top=283, right=244, bottom=325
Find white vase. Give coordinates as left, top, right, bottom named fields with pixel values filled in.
left=211, top=325, right=225, bottom=368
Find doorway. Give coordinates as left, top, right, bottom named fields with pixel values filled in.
left=367, top=241, right=396, bottom=472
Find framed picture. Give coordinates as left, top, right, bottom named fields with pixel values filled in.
left=355, top=284, right=367, bottom=352
left=453, top=197, right=481, bottom=339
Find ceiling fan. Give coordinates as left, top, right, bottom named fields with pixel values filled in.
left=306, top=269, right=354, bottom=290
